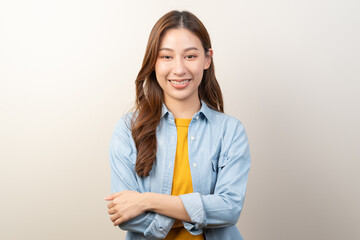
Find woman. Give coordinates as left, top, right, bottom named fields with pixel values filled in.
left=105, top=10, right=251, bottom=240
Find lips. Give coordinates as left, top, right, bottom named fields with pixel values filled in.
left=168, top=79, right=191, bottom=85
left=168, top=79, right=191, bottom=89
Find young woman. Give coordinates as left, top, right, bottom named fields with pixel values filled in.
left=105, top=10, right=251, bottom=240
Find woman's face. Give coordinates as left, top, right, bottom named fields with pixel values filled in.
left=155, top=28, right=212, bottom=106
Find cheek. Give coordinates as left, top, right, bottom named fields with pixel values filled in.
left=188, top=62, right=205, bottom=78
left=155, top=65, right=166, bottom=90
left=155, top=62, right=169, bottom=78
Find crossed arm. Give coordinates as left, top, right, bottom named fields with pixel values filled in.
left=106, top=117, right=251, bottom=237
left=105, top=191, right=190, bottom=226
left=105, top=117, right=192, bottom=234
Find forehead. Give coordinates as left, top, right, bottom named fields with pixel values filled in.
left=159, top=28, right=203, bottom=49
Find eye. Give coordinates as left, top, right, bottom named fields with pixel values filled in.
left=185, top=55, right=196, bottom=59
left=160, top=55, right=172, bottom=59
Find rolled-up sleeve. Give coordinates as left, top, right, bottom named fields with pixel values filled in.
left=109, top=115, right=174, bottom=239
left=179, top=120, right=251, bottom=234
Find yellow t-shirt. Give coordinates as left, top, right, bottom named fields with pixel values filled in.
left=165, top=118, right=204, bottom=240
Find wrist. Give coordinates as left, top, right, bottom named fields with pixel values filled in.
left=141, top=192, right=153, bottom=212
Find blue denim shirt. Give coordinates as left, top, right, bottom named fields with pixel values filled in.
left=109, top=101, right=251, bottom=240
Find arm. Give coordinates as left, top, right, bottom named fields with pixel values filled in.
left=107, top=116, right=175, bottom=239
left=180, top=120, right=251, bottom=233
left=108, top=120, right=251, bottom=235
left=106, top=192, right=191, bottom=224
left=143, top=193, right=191, bottom=222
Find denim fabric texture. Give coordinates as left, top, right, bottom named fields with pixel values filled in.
left=109, top=101, right=251, bottom=240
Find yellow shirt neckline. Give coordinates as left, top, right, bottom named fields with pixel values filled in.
left=174, top=118, right=191, bottom=127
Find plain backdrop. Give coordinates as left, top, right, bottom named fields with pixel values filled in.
left=1, top=0, right=359, bottom=239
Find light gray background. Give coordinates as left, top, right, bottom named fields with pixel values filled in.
left=1, top=0, right=359, bottom=239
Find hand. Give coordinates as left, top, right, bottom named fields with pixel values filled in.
left=105, top=191, right=146, bottom=226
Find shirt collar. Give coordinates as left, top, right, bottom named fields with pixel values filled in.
left=160, top=100, right=216, bottom=123
left=198, top=100, right=215, bottom=123
left=161, top=103, right=170, bottom=119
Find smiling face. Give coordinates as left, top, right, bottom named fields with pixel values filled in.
left=155, top=28, right=212, bottom=108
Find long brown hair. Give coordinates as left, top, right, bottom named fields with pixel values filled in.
left=132, top=10, right=223, bottom=177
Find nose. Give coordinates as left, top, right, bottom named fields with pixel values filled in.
left=173, top=58, right=186, bottom=76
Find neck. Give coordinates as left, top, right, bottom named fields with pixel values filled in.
left=164, top=97, right=201, bottom=119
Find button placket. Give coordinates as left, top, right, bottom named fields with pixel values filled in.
left=188, top=123, right=201, bottom=193
left=163, top=119, right=176, bottom=195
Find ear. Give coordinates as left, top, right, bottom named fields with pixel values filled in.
left=204, top=48, right=213, bottom=70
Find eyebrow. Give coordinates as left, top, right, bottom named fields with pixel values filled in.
left=158, top=47, right=200, bottom=51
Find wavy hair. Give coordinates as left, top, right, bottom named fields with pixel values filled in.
left=132, top=10, right=223, bottom=177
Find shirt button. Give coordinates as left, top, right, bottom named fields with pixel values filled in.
left=193, top=163, right=197, bottom=168
left=191, top=136, right=195, bottom=141
left=196, top=116, right=199, bottom=120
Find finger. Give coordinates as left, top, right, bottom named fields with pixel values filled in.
left=104, top=196, right=112, bottom=201
left=114, top=216, right=125, bottom=226
left=107, top=202, right=114, bottom=209
left=104, top=192, right=122, bottom=201
left=108, top=207, right=116, bottom=215
left=110, top=213, right=120, bottom=223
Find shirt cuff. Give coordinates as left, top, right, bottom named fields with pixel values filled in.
left=144, top=213, right=175, bottom=239
left=179, top=192, right=207, bottom=234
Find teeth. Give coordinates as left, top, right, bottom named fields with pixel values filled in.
left=169, top=79, right=190, bottom=85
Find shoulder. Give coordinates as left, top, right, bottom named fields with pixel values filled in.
left=203, top=109, right=250, bottom=161
left=113, top=112, right=134, bottom=133
left=207, top=110, right=249, bottom=153
left=110, top=112, right=137, bottom=155
left=111, top=112, right=136, bottom=144
left=208, top=109, right=245, bottom=132
left=201, top=102, right=244, bottom=130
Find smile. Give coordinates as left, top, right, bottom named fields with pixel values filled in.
left=168, top=79, right=191, bottom=85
